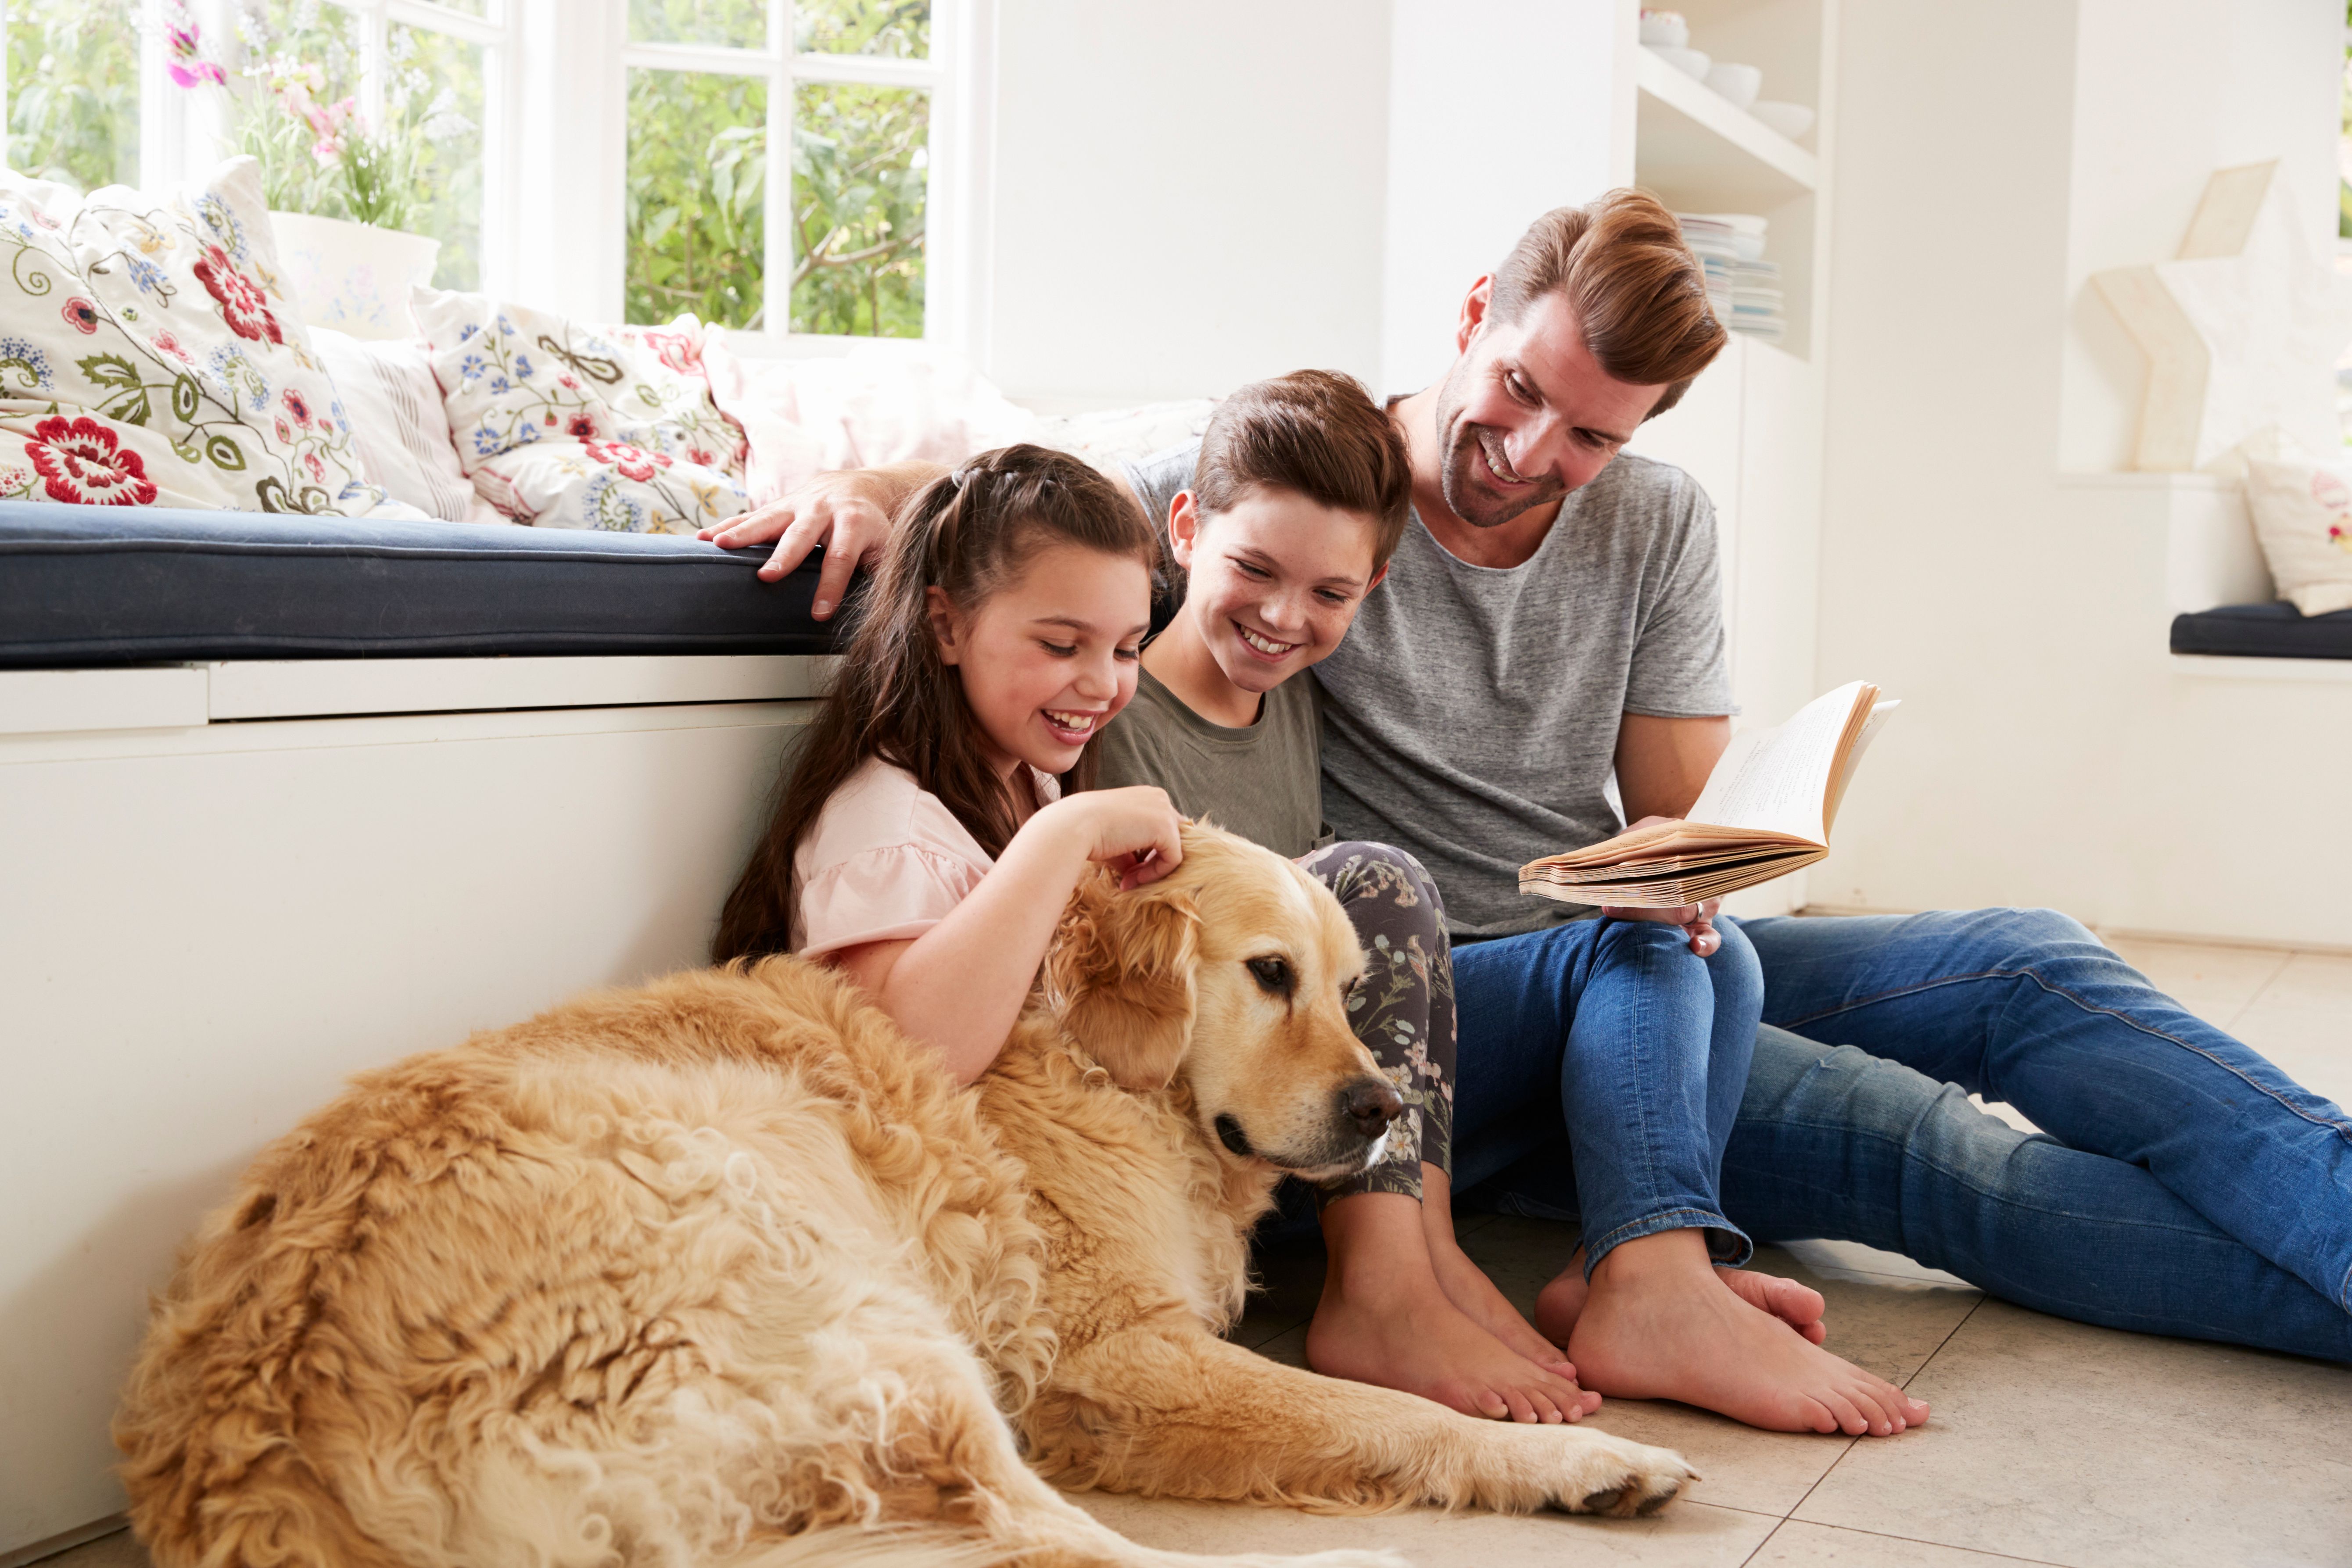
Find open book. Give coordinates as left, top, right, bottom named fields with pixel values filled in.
left=1519, top=680, right=1899, bottom=909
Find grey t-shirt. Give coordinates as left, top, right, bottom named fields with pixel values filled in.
left=1125, top=444, right=1732, bottom=938
left=1092, top=666, right=1330, bottom=859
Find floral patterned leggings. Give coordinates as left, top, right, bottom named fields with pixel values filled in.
left=1294, top=840, right=1456, bottom=1204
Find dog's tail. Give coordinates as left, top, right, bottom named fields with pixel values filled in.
left=717, top=1517, right=1409, bottom=1568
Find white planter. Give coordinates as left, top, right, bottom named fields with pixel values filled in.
left=267, top=211, right=441, bottom=341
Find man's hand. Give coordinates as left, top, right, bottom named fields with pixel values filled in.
left=1599, top=815, right=1722, bottom=956
left=700, top=462, right=944, bottom=617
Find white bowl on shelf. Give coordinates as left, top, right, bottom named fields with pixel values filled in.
left=1750, top=100, right=1816, bottom=140
left=1704, top=61, right=1764, bottom=109
left=1638, top=9, right=1689, bottom=48
left=1650, top=45, right=1710, bottom=80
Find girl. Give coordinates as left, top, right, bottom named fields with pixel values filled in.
left=712, top=445, right=1183, bottom=1085
left=718, top=436, right=1596, bottom=1428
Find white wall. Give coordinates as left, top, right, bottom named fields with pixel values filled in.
left=982, top=0, right=1394, bottom=406
left=0, top=704, right=810, bottom=1553
left=1811, top=0, right=2352, bottom=946
left=1378, top=0, right=1629, bottom=393
left=2058, top=0, right=2344, bottom=471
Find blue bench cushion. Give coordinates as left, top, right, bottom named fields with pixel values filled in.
left=0, top=503, right=842, bottom=666
left=2169, top=601, right=2352, bottom=660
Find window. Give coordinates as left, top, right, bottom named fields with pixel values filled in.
left=0, top=1, right=973, bottom=341
left=3, top=0, right=143, bottom=193
left=623, top=0, right=941, bottom=337
left=0, top=0, right=509, bottom=291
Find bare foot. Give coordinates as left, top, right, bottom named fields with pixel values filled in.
left=1536, top=1249, right=1828, bottom=1347
left=1564, top=1230, right=1929, bottom=1437
left=1306, top=1269, right=1603, bottom=1425
left=1427, top=1231, right=1580, bottom=1369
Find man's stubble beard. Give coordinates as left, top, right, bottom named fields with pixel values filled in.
left=1431, top=356, right=1567, bottom=530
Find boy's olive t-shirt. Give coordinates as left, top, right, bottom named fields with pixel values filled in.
left=1121, top=442, right=1732, bottom=938
left=1091, top=666, right=1331, bottom=859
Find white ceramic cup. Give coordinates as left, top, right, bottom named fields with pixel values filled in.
left=1638, top=10, right=1689, bottom=48
left=1750, top=100, right=1816, bottom=140
left=1705, top=61, right=1764, bottom=109
left=1652, top=46, right=1711, bottom=80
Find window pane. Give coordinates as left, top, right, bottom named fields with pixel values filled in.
left=790, top=82, right=925, bottom=336
left=417, top=0, right=488, bottom=16
left=626, top=68, right=765, bottom=328
left=5, top=0, right=140, bottom=193
left=796, top=0, right=929, bottom=60
left=231, top=0, right=363, bottom=216
left=629, top=0, right=766, bottom=49
left=387, top=23, right=484, bottom=288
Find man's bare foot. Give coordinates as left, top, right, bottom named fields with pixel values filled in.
left=1535, top=1249, right=1829, bottom=1347
left=1563, top=1231, right=1929, bottom=1437
left=1306, top=1269, right=1602, bottom=1425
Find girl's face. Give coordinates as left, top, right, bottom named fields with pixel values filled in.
left=931, top=541, right=1154, bottom=780
left=1169, top=486, right=1385, bottom=696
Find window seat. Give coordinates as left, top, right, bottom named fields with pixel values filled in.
left=2168, top=601, right=2352, bottom=660
left=0, top=503, right=839, bottom=668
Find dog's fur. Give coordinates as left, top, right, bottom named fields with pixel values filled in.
left=115, top=824, right=1693, bottom=1568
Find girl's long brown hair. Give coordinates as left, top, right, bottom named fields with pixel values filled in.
left=713, top=444, right=1161, bottom=964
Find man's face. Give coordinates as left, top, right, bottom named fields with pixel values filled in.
left=1431, top=283, right=1668, bottom=529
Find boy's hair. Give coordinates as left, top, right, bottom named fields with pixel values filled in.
left=1190, top=370, right=1413, bottom=570
left=713, top=444, right=1159, bottom=965
left=1487, top=190, right=1726, bottom=419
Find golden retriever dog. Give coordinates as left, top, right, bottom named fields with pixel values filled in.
left=116, top=824, right=1694, bottom=1568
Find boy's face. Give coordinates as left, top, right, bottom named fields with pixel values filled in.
left=1170, top=486, right=1386, bottom=697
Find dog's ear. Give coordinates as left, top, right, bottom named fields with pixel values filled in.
left=1042, top=867, right=1201, bottom=1092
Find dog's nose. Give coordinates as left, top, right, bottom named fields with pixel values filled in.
left=1340, top=1077, right=1403, bottom=1140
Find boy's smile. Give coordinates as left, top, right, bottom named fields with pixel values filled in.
left=1145, top=486, right=1386, bottom=731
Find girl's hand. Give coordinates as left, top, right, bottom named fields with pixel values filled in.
left=1600, top=815, right=1721, bottom=956
left=1043, top=787, right=1186, bottom=889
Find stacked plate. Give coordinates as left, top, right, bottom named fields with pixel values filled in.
left=1674, top=212, right=1785, bottom=344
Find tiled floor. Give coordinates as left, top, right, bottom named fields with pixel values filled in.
left=27, top=934, right=2349, bottom=1568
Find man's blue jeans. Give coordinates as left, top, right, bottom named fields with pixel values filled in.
left=1728, top=909, right=2352, bottom=1363
left=1448, top=915, right=1767, bottom=1274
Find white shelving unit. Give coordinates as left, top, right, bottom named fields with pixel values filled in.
left=1622, top=0, right=1837, bottom=915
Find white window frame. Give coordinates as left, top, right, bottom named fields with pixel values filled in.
left=1, top=0, right=988, bottom=350
left=0, top=0, right=519, bottom=293
left=613, top=0, right=980, bottom=350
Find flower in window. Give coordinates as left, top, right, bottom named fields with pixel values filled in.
left=192, top=247, right=284, bottom=345
left=61, top=298, right=100, bottom=335
left=585, top=440, right=670, bottom=483
left=25, top=415, right=159, bottom=506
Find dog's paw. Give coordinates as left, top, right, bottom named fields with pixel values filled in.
left=1537, top=1429, right=1696, bottom=1518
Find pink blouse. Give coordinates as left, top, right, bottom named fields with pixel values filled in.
left=792, top=756, right=1061, bottom=959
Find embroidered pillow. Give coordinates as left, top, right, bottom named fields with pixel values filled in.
left=2244, top=455, right=2352, bottom=617
left=0, top=156, right=383, bottom=514
left=412, top=288, right=749, bottom=533
left=310, top=326, right=481, bottom=522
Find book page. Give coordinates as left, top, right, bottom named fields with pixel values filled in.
left=1684, top=680, right=1869, bottom=843
left=1823, top=700, right=1900, bottom=833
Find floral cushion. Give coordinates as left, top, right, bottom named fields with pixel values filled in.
left=0, top=156, right=384, bottom=514
left=2244, top=454, right=2352, bottom=617
left=412, top=288, right=749, bottom=534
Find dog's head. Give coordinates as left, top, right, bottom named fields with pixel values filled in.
left=1041, top=821, right=1402, bottom=1183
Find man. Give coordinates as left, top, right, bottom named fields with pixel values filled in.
left=706, top=194, right=2352, bottom=1406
